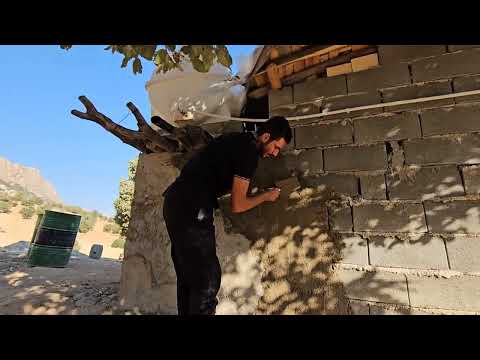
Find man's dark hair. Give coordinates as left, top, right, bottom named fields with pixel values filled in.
left=256, top=116, right=292, bottom=144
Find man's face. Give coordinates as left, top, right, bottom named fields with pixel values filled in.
left=258, top=133, right=287, bottom=158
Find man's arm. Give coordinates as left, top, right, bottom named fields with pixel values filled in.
left=231, top=176, right=280, bottom=213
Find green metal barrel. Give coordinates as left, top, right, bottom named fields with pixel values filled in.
left=28, top=210, right=81, bottom=268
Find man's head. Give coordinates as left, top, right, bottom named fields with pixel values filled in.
left=256, top=116, right=292, bottom=158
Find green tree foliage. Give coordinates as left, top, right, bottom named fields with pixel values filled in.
left=103, top=222, right=121, bottom=234
left=0, top=200, right=12, bottom=213
left=78, top=211, right=98, bottom=233
left=111, top=237, right=126, bottom=249
left=113, top=157, right=137, bottom=237
left=21, top=205, right=35, bottom=219
left=60, top=45, right=232, bottom=75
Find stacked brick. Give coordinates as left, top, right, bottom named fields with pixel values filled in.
left=266, top=45, right=480, bottom=276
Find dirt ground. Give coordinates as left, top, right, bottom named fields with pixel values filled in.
left=0, top=206, right=126, bottom=315
left=0, top=245, right=122, bottom=315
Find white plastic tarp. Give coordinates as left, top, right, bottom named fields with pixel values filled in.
left=145, top=46, right=264, bottom=127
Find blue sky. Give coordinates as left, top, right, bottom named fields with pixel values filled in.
left=0, top=45, right=257, bottom=216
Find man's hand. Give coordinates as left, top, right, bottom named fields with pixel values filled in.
left=231, top=177, right=281, bottom=213
left=263, top=188, right=281, bottom=202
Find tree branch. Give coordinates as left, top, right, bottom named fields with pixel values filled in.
left=71, top=96, right=213, bottom=155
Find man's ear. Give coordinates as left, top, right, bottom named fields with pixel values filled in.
left=259, top=133, right=270, bottom=143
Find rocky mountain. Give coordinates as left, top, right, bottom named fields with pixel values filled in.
left=0, top=156, right=62, bottom=204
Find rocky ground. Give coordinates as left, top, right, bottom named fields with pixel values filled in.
left=0, top=242, right=125, bottom=315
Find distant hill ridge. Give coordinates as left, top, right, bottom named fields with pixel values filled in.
left=0, top=156, right=62, bottom=204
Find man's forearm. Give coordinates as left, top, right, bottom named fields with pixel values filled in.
left=231, top=192, right=268, bottom=213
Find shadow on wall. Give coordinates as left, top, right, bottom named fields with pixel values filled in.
left=0, top=241, right=120, bottom=315
left=218, top=152, right=480, bottom=313
left=219, top=185, right=353, bottom=315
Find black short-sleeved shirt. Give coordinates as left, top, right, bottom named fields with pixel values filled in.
left=167, top=132, right=259, bottom=210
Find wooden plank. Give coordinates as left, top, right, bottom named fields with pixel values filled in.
left=277, top=64, right=286, bottom=79
left=312, top=55, right=322, bottom=65
left=351, top=53, right=379, bottom=72
left=285, top=62, right=294, bottom=75
left=329, top=50, right=340, bottom=59
left=266, top=63, right=282, bottom=90
left=276, top=46, right=292, bottom=57
left=293, top=59, right=305, bottom=73
left=255, top=45, right=349, bottom=78
left=270, top=48, right=280, bottom=60
left=339, top=46, right=352, bottom=54
left=254, top=73, right=268, bottom=87
left=329, top=45, right=351, bottom=59
left=319, top=54, right=329, bottom=63
left=352, top=45, right=370, bottom=51
left=249, top=45, right=275, bottom=79
left=305, top=57, right=314, bottom=67
left=326, top=62, right=353, bottom=77
left=281, top=46, right=377, bottom=86
left=249, top=46, right=378, bottom=93
left=275, top=45, right=332, bottom=66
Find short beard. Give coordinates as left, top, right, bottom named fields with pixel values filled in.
left=261, top=142, right=272, bottom=158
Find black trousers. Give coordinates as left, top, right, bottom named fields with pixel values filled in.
left=163, top=186, right=221, bottom=315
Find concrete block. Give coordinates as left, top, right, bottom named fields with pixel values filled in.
left=446, top=236, right=480, bottom=272
left=387, top=165, right=465, bottom=201
left=453, top=74, right=480, bottom=92
left=353, top=202, right=427, bottom=233
left=300, top=173, right=358, bottom=197
left=347, top=63, right=411, bottom=93
left=421, top=104, right=480, bottom=136
left=252, top=154, right=296, bottom=189
left=295, top=102, right=320, bottom=117
left=368, top=234, right=449, bottom=269
left=328, top=206, right=353, bottom=232
left=379, top=45, right=447, bottom=64
left=448, top=45, right=480, bottom=52
left=324, top=144, right=387, bottom=172
left=270, top=105, right=297, bottom=118
left=424, top=200, right=480, bottom=234
left=275, top=177, right=300, bottom=199
left=452, top=75, right=480, bottom=103
left=369, top=305, right=411, bottom=315
left=349, top=301, right=370, bottom=315
left=354, top=112, right=421, bottom=144
left=407, top=275, right=480, bottom=311
left=335, top=233, right=369, bottom=265
left=381, top=81, right=453, bottom=112
left=359, top=174, right=387, bottom=200
left=269, top=87, right=293, bottom=110
left=462, top=165, right=480, bottom=194
left=411, top=48, right=480, bottom=82
left=291, top=149, right=324, bottom=176
left=321, top=92, right=383, bottom=120
left=295, top=122, right=353, bottom=149
left=293, top=76, right=347, bottom=103
left=336, top=269, right=409, bottom=305
left=404, top=134, right=480, bottom=166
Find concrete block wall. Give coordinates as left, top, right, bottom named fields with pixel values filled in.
left=267, top=45, right=480, bottom=274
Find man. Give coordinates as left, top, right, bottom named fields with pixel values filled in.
left=162, top=116, right=292, bottom=315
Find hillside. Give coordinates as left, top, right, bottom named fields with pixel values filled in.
left=0, top=175, right=124, bottom=260
left=0, top=156, right=61, bottom=204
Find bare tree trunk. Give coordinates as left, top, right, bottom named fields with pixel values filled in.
left=118, top=152, right=183, bottom=314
